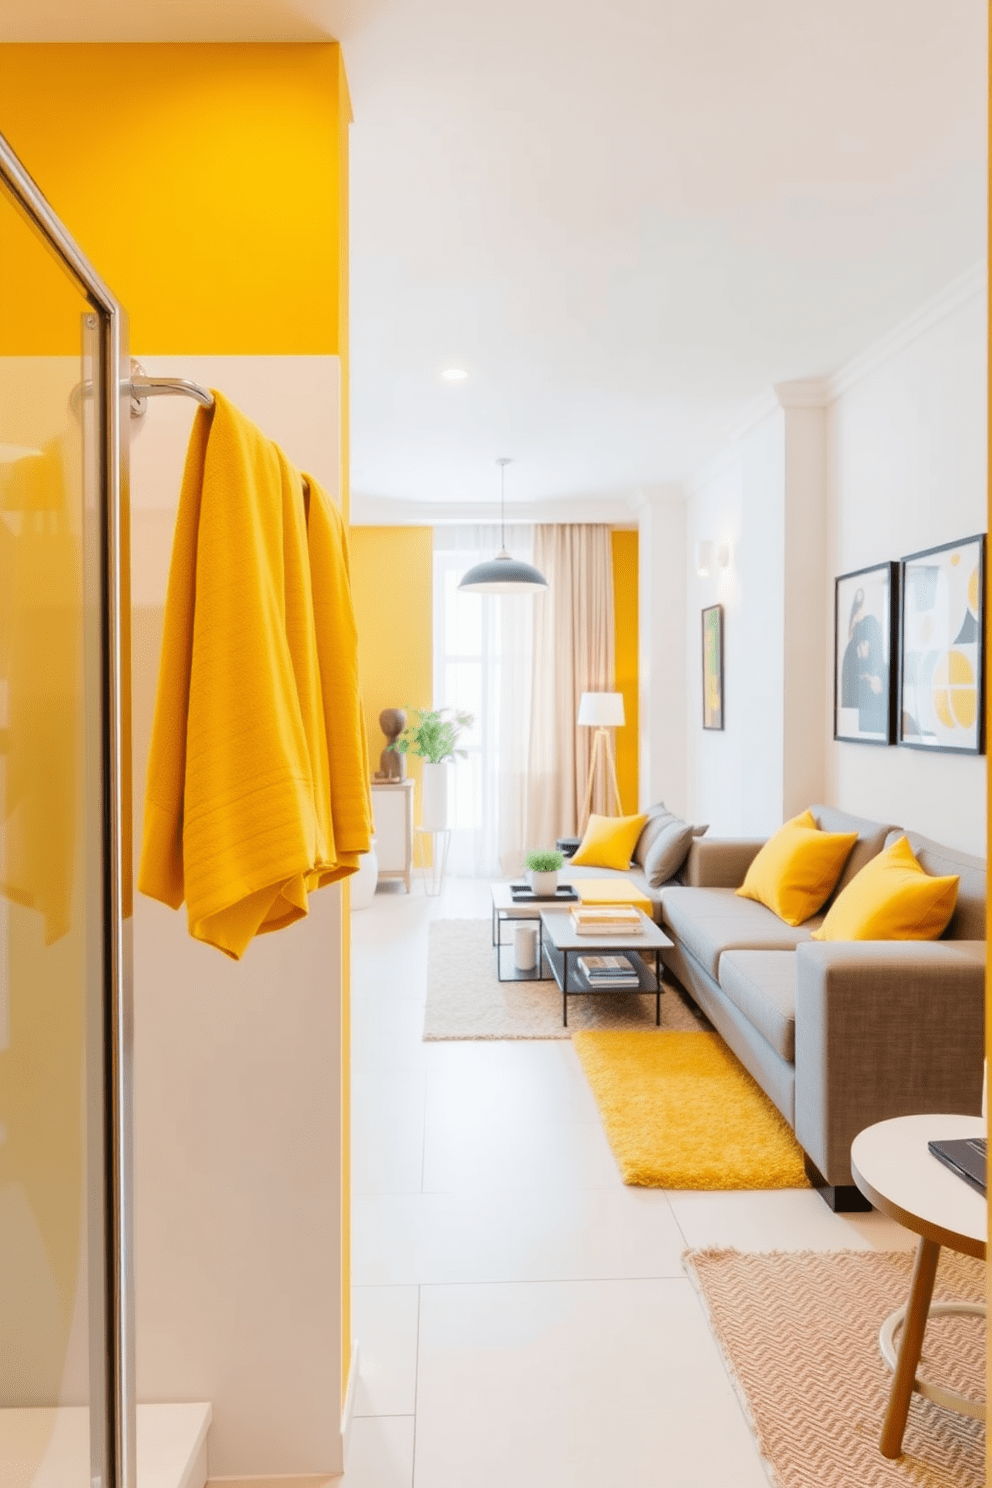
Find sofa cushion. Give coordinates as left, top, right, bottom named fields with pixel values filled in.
left=643, top=817, right=696, bottom=887
left=736, top=810, right=858, bottom=926
left=634, top=804, right=707, bottom=885
left=883, top=829, right=986, bottom=940
left=572, top=812, right=648, bottom=869
left=661, top=887, right=823, bottom=980
left=809, top=804, right=894, bottom=900
left=634, top=804, right=673, bottom=867
left=719, top=950, right=797, bottom=1062
left=813, top=835, right=959, bottom=942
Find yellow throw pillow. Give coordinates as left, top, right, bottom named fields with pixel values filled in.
left=812, top=835, right=959, bottom=942
left=571, top=813, right=649, bottom=871
left=736, top=809, right=858, bottom=927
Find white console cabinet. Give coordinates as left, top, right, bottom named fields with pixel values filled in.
left=370, top=780, right=414, bottom=893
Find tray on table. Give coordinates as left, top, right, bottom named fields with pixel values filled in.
left=508, top=882, right=579, bottom=903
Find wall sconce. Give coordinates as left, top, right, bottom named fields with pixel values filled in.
left=695, top=540, right=731, bottom=577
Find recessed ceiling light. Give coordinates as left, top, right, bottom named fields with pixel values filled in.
left=441, top=367, right=468, bottom=382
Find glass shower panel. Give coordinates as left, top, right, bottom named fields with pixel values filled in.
left=0, top=183, right=107, bottom=1487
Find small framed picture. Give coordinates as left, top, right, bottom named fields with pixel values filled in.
left=898, top=533, right=985, bottom=755
left=834, top=562, right=898, bottom=745
left=702, top=604, right=724, bottom=730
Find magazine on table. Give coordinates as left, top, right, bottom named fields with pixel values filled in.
left=577, top=953, right=640, bottom=987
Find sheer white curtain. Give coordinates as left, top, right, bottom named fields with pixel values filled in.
left=433, top=526, right=535, bottom=877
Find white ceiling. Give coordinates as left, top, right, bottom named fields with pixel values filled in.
left=2, top=0, right=986, bottom=512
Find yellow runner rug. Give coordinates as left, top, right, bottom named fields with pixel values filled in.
left=572, top=1030, right=810, bottom=1189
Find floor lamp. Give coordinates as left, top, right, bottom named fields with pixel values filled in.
left=577, top=691, right=624, bottom=830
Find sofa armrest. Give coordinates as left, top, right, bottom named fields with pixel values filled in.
left=794, top=939, right=985, bottom=1187
left=683, top=837, right=765, bottom=888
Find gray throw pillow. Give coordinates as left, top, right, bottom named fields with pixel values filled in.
left=634, top=804, right=707, bottom=878
left=633, top=803, right=673, bottom=870
left=638, top=808, right=697, bottom=887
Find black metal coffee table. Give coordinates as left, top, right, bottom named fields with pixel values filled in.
left=538, top=908, right=673, bottom=1026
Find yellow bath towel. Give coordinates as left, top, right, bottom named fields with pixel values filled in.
left=305, top=473, right=373, bottom=882
left=139, top=391, right=368, bottom=958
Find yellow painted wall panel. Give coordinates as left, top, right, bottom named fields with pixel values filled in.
left=612, top=529, right=639, bottom=813
left=0, top=39, right=354, bottom=1423
left=0, top=43, right=343, bottom=355
left=350, top=527, right=434, bottom=815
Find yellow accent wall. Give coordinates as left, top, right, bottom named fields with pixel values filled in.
left=350, top=527, right=435, bottom=813
left=612, top=529, right=640, bottom=813
left=0, top=43, right=345, bottom=357
left=350, top=527, right=636, bottom=820
left=0, top=41, right=355, bottom=1411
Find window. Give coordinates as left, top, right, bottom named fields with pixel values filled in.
left=432, top=528, right=534, bottom=876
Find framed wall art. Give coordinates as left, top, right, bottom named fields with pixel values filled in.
left=834, top=562, right=898, bottom=745
left=898, top=533, right=986, bottom=755
left=702, top=604, right=724, bottom=730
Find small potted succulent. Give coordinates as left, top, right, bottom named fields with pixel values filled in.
left=524, top=847, right=565, bottom=898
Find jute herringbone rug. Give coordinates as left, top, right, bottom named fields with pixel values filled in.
left=685, top=1247, right=985, bottom=1487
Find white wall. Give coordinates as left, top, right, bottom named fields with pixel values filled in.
left=129, top=356, right=346, bottom=1475
left=825, top=285, right=987, bottom=854
left=782, top=405, right=828, bottom=820
left=738, top=409, right=788, bottom=833
left=685, top=453, right=745, bottom=832
left=686, top=404, right=806, bottom=837
left=684, top=276, right=986, bottom=858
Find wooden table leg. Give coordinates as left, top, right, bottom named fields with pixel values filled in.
left=880, top=1236, right=940, bottom=1458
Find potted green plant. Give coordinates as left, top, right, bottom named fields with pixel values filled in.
left=524, top=847, right=565, bottom=898
left=390, top=707, right=473, bottom=830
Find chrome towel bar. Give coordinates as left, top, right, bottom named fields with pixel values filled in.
left=129, top=360, right=213, bottom=416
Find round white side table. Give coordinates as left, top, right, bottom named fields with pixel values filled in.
left=851, top=1113, right=986, bottom=1459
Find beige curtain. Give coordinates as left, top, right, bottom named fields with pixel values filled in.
left=524, top=524, right=615, bottom=848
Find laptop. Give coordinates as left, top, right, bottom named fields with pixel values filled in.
left=928, top=1136, right=987, bottom=1197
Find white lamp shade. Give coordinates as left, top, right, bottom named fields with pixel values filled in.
left=577, top=691, right=625, bottom=728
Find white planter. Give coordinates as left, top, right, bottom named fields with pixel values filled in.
left=529, top=870, right=558, bottom=898
left=420, top=761, right=449, bottom=831
left=350, top=837, right=378, bottom=911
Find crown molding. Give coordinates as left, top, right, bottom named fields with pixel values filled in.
left=826, top=261, right=986, bottom=401
left=773, top=378, right=832, bottom=408
left=722, top=387, right=780, bottom=445
left=684, top=262, right=986, bottom=495
left=628, top=484, right=686, bottom=514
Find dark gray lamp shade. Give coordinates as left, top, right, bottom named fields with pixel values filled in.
left=458, top=549, right=549, bottom=593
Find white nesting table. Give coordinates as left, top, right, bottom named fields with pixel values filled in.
left=851, top=1112, right=986, bottom=1459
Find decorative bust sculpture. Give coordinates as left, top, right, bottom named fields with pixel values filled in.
left=378, top=708, right=407, bottom=780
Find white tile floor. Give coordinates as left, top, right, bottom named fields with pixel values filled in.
left=342, top=878, right=915, bottom=1487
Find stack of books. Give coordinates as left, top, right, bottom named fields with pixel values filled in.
left=576, top=954, right=640, bottom=989
left=569, top=904, right=642, bottom=936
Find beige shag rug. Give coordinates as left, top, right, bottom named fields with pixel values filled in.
left=684, top=1247, right=986, bottom=1487
left=423, top=918, right=709, bottom=1040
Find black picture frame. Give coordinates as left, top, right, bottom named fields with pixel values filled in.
left=898, top=532, right=986, bottom=756
left=702, top=604, right=724, bottom=730
left=833, top=562, right=898, bottom=745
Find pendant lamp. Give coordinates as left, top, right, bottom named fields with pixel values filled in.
left=458, top=458, right=549, bottom=593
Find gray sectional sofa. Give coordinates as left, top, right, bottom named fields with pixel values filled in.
left=567, top=804, right=986, bottom=1209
